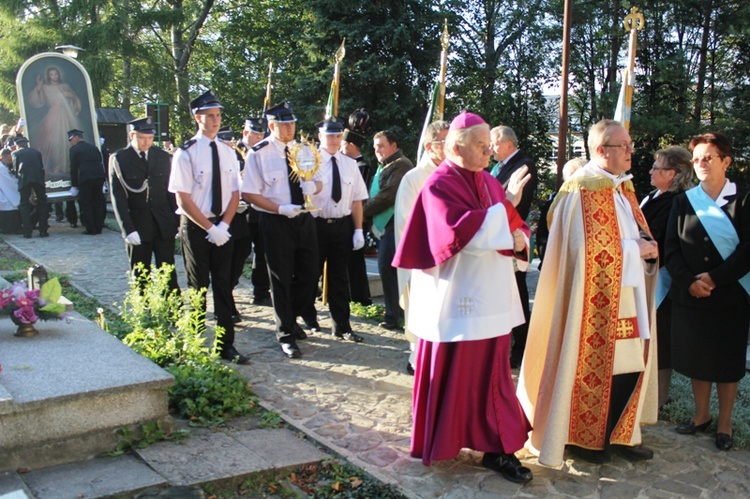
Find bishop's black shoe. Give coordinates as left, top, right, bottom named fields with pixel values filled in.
left=220, top=346, right=249, bottom=365
left=481, top=452, right=533, bottom=484
left=280, top=341, right=302, bottom=359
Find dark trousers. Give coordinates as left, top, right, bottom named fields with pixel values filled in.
left=19, top=183, right=48, bottom=236
left=180, top=216, right=235, bottom=351
left=259, top=212, right=319, bottom=343
left=348, top=246, right=371, bottom=305
left=229, top=212, right=252, bottom=316
left=78, top=178, right=106, bottom=233
left=301, top=217, right=353, bottom=331
left=510, top=270, right=530, bottom=363
left=55, top=201, right=78, bottom=225
left=127, top=218, right=178, bottom=291
left=377, top=227, right=402, bottom=324
left=248, top=219, right=271, bottom=299
left=606, top=372, right=641, bottom=446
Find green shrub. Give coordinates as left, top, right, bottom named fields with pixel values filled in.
left=119, top=264, right=258, bottom=426
left=167, top=360, right=259, bottom=427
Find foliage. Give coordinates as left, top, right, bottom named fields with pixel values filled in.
left=119, top=263, right=258, bottom=426
left=0, top=239, right=32, bottom=270
left=290, top=460, right=405, bottom=498
left=106, top=420, right=190, bottom=456
left=167, top=360, right=259, bottom=427
left=260, top=410, right=284, bottom=429
left=349, top=302, right=385, bottom=322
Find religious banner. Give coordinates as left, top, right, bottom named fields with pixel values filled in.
left=15, top=52, right=99, bottom=193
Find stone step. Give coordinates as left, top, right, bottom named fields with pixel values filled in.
left=0, top=428, right=328, bottom=498
left=0, top=315, right=173, bottom=472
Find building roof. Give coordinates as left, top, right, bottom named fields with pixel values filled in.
left=96, top=108, right=135, bottom=124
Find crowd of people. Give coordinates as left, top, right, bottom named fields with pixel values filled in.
left=3, top=92, right=748, bottom=485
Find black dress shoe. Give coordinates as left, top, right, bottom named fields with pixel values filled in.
left=70, top=223, right=78, bottom=228
left=333, top=330, right=364, bottom=342
left=231, top=314, right=242, bottom=324
left=676, top=418, right=712, bottom=435
left=291, top=323, right=308, bottom=340
left=716, top=432, right=733, bottom=451
left=220, top=346, right=249, bottom=365
left=56, top=216, right=64, bottom=223
left=406, top=362, right=415, bottom=376
left=280, top=342, right=302, bottom=359
left=39, top=232, right=49, bottom=238
left=611, top=444, right=654, bottom=461
left=566, top=445, right=611, bottom=464
left=82, top=230, right=97, bottom=235
left=253, top=296, right=273, bottom=307
left=304, top=320, right=321, bottom=333
left=378, top=321, right=401, bottom=330
left=481, top=453, right=533, bottom=484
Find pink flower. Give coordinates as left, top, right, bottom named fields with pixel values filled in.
left=0, top=288, right=11, bottom=308
left=13, top=306, right=39, bottom=324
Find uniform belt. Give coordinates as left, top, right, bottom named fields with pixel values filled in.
left=317, top=216, right=348, bottom=224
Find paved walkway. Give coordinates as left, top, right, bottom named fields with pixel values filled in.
left=5, top=219, right=750, bottom=498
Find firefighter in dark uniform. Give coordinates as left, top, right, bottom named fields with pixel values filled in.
left=217, top=126, right=251, bottom=323
left=241, top=101, right=321, bottom=359
left=168, top=90, right=248, bottom=364
left=109, top=117, right=179, bottom=289
left=12, top=137, right=49, bottom=238
left=237, top=118, right=272, bottom=306
left=68, top=129, right=106, bottom=235
left=340, top=109, right=373, bottom=305
left=300, top=117, right=369, bottom=342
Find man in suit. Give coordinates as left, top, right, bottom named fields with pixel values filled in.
left=109, top=117, right=179, bottom=290
left=490, top=125, right=538, bottom=368
left=364, top=130, right=413, bottom=330
left=11, top=137, right=48, bottom=238
left=68, top=129, right=106, bottom=235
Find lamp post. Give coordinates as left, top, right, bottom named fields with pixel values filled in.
left=55, top=45, right=85, bottom=59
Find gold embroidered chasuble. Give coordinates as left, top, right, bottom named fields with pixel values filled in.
left=517, top=171, right=658, bottom=467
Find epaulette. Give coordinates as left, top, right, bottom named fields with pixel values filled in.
left=218, top=139, right=234, bottom=148
left=252, top=140, right=270, bottom=152
left=180, top=139, right=197, bottom=150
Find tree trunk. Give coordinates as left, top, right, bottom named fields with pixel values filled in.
left=694, top=0, right=712, bottom=125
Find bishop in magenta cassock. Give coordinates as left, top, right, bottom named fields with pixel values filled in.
left=393, top=111, right=533, bottom=484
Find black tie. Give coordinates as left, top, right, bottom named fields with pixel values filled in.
left=140, top=151, right=147, bottom=163
left=331, top=156, right=341, bottom=203
left=210, top=141, right=222, bottom=217
left=285, top=146, right=304, bottom=205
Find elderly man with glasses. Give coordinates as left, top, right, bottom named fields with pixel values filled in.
left=518, top=119, right=660, bottom=467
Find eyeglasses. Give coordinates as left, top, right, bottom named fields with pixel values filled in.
left=692, top=154, right=722, bottom=165
left=602, top=143, right=635, bottom=151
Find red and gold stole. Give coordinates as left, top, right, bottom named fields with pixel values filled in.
left=568, top=181, right=654, bottom=448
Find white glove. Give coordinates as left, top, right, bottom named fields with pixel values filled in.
left=278, top=204, right=302, bottom=218
left=125, top=231, right=142, bottom=245
left=300, top=180, right=316, bottom=196
left=102, top=183, right=109, bottom=194
left=69, top=187, right=79, bottom=196
left=352, top=229, right=365, bottom=250
left=215, top=221, right=232, bottom=240
left=206, top=224, right=231, bottom=246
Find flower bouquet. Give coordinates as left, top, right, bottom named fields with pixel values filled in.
left=1, top=278, right=67, bottom=336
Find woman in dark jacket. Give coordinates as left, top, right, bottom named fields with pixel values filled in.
left=665, top=132, right=750, bottom=451
left=640, top=146, right=694, bottom=408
